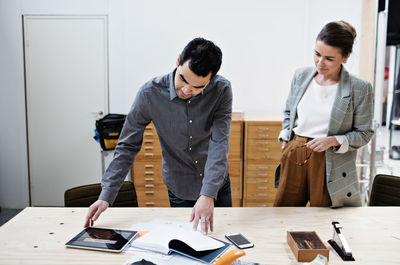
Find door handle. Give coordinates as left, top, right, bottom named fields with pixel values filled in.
left=91, top=110, right=104, bottom=116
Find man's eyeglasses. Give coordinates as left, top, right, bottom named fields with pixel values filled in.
left=282, top=145, right=313, bottom=166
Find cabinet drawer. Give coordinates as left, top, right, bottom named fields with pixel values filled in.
left=136, top=187, right=168, bottom=200
left=229, top=161, right=242, bottom=199
left=245, top=176, right=274, bottom=185
left=138, top=200, right=171, bottom=207
left=232, top=199, right=242, bottom=207
left=231, top=181, right=242, bottom=199
left=245, top=169, right=276, bottom=179
left=244, top=189, right=276, bottom=201
left=140, top=139, right=162, bottom=151
left=143, top=125, right=157, bottom=138
left=135, top=144, right=162, bottom=160
left=229, top=122, right=243, bottom=160
left=246, top=163, right=276, bottom=172
left=134, top=176, right=164, bottom=185
left=246, top=124, right=281, bottom=139
left=243, top=201, right=274, bottom=207
left=133, top=162, right=162, bottom=181
left=135, top=124, right=162, bottom=160
left=245, top=150, right=280, bottom=164
left=245, top=181, right=274, bottom=193
left=229, top=160, right=242, bottom=177
left=246, top=139, right=281, bottom=150
left=136, top=182, right=167, bottom=192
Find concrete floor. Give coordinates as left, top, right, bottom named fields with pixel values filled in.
left=0, top=208, right=22, bottom=226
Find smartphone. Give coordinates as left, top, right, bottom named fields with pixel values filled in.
left=225, top=233, right=254, bottom=249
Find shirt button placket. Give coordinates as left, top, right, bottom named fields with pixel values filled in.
left=187, top=100, right=193, bottom=154
left=187, top=100, right=198, bottom=172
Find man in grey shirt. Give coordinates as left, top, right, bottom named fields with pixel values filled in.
left=85, top=38, right=233, bottom=235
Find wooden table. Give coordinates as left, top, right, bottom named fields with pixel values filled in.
left=0, top=207, right=399, bottom=264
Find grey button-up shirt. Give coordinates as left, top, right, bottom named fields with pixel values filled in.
left=99, top=70, right=233, bottom=204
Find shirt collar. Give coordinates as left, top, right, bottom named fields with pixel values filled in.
left=169, top=69, right=178, bottom=101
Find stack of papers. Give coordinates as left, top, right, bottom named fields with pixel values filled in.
left=125, top=219, right=230, bottom=264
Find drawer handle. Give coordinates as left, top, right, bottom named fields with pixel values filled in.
left=258, top=134, right=270, bottom=137
left=256, top=193, right=267, bottom=196
left=145, top=202, right=155, bottom=206
left=257, top=148, right=269, bottom=151
left=144, top=140, right=154, bottom=144
left=257, top=187, right=267, bottom=190
left=144, top=153, right=154, bottom=158
left=257, top=128, right=270, bottom=131
left=145, top=184, right=154, bottom=188
left=257, top=166, right=269, bottom=169
left=145, top=178, right=154, bottom=181
left=256, top=204, right=267, bottom=207
left=256, top=179, right=268, bottom=183
left=145, top=171, right=154, bottom=175
left=144, top=133, right=154, bottom=137
left=256, top=175, right=269, bottom=178
left=257, top=141, right=270, bottom=145
left=145, top=165, right=154, bottom=169
left=144, top=147, right=153, bottom=151
left=145, top=191, right=154, bottom=195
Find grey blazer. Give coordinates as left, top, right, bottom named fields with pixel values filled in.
left=277, top=66, right=374, bottom=207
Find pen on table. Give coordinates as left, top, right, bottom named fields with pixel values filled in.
left=296, top=241, right=305, bottom=249
left=303, top=240, right=313, bottom=249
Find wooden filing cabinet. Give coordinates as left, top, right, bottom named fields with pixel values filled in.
left=132, top=124, right=169, bottom=207
left=243, top=115, right=282, bottom=207
left=229, top=112, right=244, bottom=207
left=131, top=112, right=244, bottom=207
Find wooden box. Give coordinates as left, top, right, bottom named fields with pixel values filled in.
left=287, top=231, right=329, bottom=262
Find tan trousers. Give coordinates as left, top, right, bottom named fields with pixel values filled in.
left=273, top=135, right=332, bottom=207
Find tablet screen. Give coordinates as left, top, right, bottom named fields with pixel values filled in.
left=65, top=227, right=138, bottom=252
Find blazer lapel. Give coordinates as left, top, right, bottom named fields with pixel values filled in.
left=293, top=69, right=316, bottom=112
left=328, top=66, right=351, bottom=135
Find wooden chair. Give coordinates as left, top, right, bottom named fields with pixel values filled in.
left=369, top=174, right=400, bottom=206
left=64, top=181, right=138, bottom=207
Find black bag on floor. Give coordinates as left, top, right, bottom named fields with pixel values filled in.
left=94, top=114, right=126, bottom=150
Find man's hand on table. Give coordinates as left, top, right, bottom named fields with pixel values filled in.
left=84, top=200, right=109, bottom=227
left=190, top=195, right=214, bottom=235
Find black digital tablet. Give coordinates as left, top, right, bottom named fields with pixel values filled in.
left=65, top=227, right=138, bottom=252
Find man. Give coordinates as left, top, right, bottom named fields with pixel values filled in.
left=85, top=38, right=233, bottom=235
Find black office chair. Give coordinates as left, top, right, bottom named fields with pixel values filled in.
left=64, top=181, right=138, bottom=207
left=369, top=174, right=400, bottom=206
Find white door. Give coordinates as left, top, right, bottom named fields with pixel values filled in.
left=24, top=16, right=109, bottom=206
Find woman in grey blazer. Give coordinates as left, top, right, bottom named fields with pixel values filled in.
left=274, top=21, right=374, bottom=207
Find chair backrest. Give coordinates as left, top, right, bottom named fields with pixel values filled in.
left=369, top=174, right=400, bottom=206
left=64, top=181, right=138, bottom=207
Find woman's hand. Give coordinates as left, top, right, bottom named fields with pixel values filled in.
left=281, top=141, right=288, bottom=151
left=305, top=136, right=339, bottom=152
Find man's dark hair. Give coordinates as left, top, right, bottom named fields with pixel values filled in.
left=179, top=38, right=222, bottom=78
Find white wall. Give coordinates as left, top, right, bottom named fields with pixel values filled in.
left=0, top=0, right=363, bottom=208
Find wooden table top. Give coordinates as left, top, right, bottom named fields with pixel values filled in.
left=0, top=207, right=399, bottom=265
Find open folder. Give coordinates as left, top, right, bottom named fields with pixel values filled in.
left=130, top=227, right=231, bottom=264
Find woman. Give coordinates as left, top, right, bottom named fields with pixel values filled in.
left=274, top=21, right=374, bottom=207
